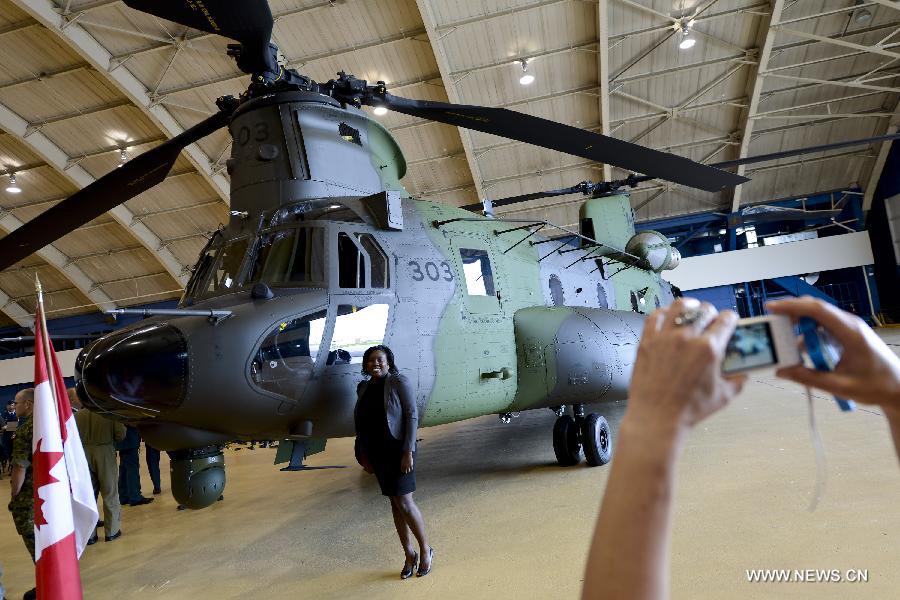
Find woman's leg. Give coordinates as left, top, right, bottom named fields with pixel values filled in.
left=389, top=497, right=417, bottom=563
left=394, top=493, right=431, bottom=569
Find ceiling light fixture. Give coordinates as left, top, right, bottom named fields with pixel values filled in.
left=518, top=59, right=535, bottom=85
left=854, top=0, right=872, bottom=24
left=678, top=24, right=696, bottom=50
left=5, top=172, right=20, bottom=194
left=373, top=106, right=388, bottom=116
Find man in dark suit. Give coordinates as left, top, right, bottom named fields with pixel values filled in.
left=117, top=426, right=153, bottom=506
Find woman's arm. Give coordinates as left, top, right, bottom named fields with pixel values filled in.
left=583, top=418, right=683, bottom=600
left=396, top=374, right=418, bottom=453
left=582, top=301, right=744, bottom=600
left=768, top=297, right=900, bottom=463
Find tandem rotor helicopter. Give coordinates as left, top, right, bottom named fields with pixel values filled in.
left=0, top=0, right=894, bottom=509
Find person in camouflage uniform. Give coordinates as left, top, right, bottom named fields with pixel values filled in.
left=8, top=387, right=34, bottom=562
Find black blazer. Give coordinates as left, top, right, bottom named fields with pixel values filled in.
left=354, top=373, right=417, bottom=452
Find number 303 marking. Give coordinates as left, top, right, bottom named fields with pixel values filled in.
left=408, top=260, right=453, bottom=282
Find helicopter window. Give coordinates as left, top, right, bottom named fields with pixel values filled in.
left=338, top=232, right=366, bottom=288
left=549, top=275, right=565, bottom=306
left=355, top=233, right=389, bottom=288
left=339, top=122, right=362, bottom=146
left=327, top=304, right=389, bottom=366
left=251, top=310, right=327, bottom=398
left=183, top=247, right=217, bottom=303
left=630, top=290, right=649, bottom=313
left=459, top=248, right=495, bottom=296
left=597, top=283, right=609, bottom=309
left=207, top=237, right=250, bottom=293
left=248, top=227, right=325, bottom=286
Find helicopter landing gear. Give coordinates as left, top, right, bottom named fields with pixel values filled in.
left=583, top=413, right=612, bottom=466
left=553, top=414, right=582, bottom=466
left=553, top=405, right=613, bottom=467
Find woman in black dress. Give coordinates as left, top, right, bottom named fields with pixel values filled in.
left=354, top=345, right=433, bottom=579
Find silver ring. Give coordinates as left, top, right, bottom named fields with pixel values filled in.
left=673, top=308, right=702, bottom=327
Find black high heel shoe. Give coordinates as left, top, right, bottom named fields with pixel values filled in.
left=400, top=551, right=418, bottom=580
left=416, top=547, right=434, bottom=577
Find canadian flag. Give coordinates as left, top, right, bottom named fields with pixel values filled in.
left=32, top=287, right=99, bottom=599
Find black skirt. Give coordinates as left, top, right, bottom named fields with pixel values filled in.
left=368, top=438, right=416, bottom=497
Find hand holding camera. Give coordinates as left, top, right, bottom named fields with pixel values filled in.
left=768, top=297, right=900, bottom=417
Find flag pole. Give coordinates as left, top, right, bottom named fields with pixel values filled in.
left=35, top=275, right=60, bottom=409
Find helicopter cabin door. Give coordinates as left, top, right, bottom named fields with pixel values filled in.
left=444, top=228, right=516, bottom=415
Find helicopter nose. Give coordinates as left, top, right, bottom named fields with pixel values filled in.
left=76, top=322, right=189, bottom=419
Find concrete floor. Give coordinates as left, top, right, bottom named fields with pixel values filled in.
left=2, top=332, right=899, bottom=599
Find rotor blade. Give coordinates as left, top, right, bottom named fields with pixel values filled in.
left=461, top=188, right=581, bottom=211
left=712, top=132, right=900, bottom=170
left=0, top=109, right=232, bottom=272
left=124, top=0, right=274, bottom=73
left=381, top=94, right=747, bottom=192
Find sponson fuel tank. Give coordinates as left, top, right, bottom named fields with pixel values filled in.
left=511, top=306, right=644, bottom=410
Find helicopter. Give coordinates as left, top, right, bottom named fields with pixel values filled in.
left=0, top=0, right=892, bottom=510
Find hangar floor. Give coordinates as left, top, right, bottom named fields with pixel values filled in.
left=2, top=331, right=899, bottom=600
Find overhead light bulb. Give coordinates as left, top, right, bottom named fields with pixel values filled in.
left=5, top=173, right=21, bottom=194
left=373, top=106, right=388, bottom=116
left=679, top=24, right=696, bottom=50
left=853, top=0, right=873, bottom=24
left=519, top=59, right=535, bottom=85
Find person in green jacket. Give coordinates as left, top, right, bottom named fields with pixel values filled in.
left=8, top=388, right=34, bottom=562
left=73, top=389, right=126, bottom=543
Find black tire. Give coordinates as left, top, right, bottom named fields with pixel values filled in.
left=583, top=413, right=612, bottom=467
left=553, top=415, right=582, bottom=466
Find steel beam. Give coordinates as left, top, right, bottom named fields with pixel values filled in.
left=0, top=104, right=121, bottom=315
left=0, top=288, right=32, bottom=328
left=775, top=2, right=878, bottom=26
left=863, top=98, right=900, bottom=211
left=763, top=72, right=900, bottom=93
left=598, top=0, right=612, bottom=180
left=105, top=1, right=337, bottom=62
left=0, top=98, right=189, bottom=286
left=435, top=0, right=569, bottom=31
left=773, top=25, right=900, bottom=60
left=447, top=40, right=598, bottom=79
left=744, top=149, right=873, bottom=175
left=158, top=27, right=428, bottom=97
left=415, top=0, right=485, bottom=201
left=732, top=0, right=785, bottom=211
left=610, top=2, right=771, bottom=43
left=0, top=63, right=89, bottom=91
left=14, top=0, right=230, bottom=207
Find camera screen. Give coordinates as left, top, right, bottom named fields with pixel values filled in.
left=722, top=322, right=779, bottom=374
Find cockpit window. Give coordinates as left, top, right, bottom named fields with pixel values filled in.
left=181, top=232, right=223, bottom=304
left=251, top=310, right=327, bottom=399
left=326, top=304, right=389, bottom=366
left=356, top=233, right=389, bottom=288
left=338, top=232, right=366, bottom=288
left=248, top=226, right=325, bottom=287
left=206, top=237, right=249, bottom=294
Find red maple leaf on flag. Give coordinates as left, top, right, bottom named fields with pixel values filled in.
left=32, top=437, right=64, bottom=527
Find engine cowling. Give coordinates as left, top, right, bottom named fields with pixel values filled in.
left=625, top=230, right=680, bottom=272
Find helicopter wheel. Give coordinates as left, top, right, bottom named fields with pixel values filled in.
left=553, top=415, right=582, bottom=466
left=582, top=413, right=612, bottom=467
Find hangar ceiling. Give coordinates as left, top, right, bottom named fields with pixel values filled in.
left=0, top=0, right=897, bottom=326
